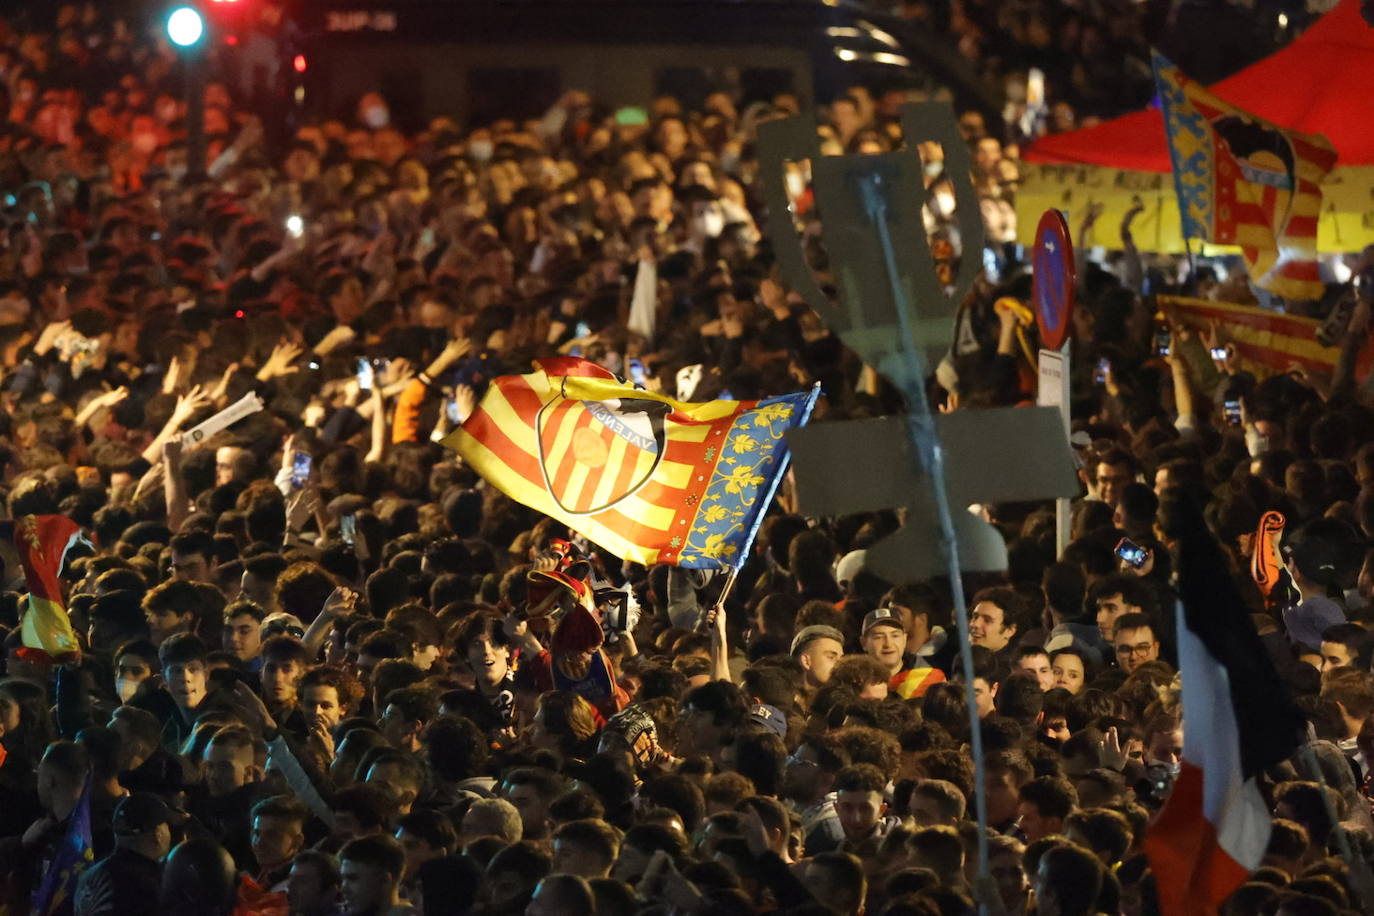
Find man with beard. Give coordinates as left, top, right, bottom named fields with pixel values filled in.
left=860, top=608, right=945, bottom=700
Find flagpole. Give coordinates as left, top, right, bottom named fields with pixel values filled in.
left=1182, top=234, right=1197, bottom=287
left=702, top=567, right=741, bottom=626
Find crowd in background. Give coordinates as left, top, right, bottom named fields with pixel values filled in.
left=0, top=2, right=1371, bottom=916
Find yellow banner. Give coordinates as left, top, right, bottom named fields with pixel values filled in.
left=1015, top=164, right=1374, bottom=254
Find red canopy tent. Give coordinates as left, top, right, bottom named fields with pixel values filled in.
left=1024, top=0, right=1374, bottom=170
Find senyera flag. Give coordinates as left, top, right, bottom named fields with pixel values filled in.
left=1161, top=294, right=1374, bottom=381
left=1153, top=51, right=1337, bottom=301
left=444, top=358, right=818, bottom=568
left=15, top=514, right=93, bottom=663
left=1143, top=503, right=1304, bottom=915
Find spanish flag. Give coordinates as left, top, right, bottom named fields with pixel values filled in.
left=16, top=514, right=91, bottom=663
left=444, top=358, right=817, bottom=568
left=1154, top=52, right=1337, bottom=301
left=890, top=666, right=945, bottom=700
left=1143, top=501, right=1303, bottom=915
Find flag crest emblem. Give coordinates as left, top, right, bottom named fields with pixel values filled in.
left=536, top=392, right=668, bottom=515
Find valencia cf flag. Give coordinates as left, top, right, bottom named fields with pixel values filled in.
left=1143, top=499, right=1304, bottom=915
left=1154, top=51, right=1337, bottom=301
left=444, top=358, right=817, bottom=569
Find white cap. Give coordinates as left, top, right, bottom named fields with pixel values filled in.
left=834, top=549, right=867, bottom=586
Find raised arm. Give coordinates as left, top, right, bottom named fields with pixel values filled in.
left=140, top=385, right=210, bottom=465
left=162, top=435, right=190, bottom=533
left=1120, top=200, right=1145, bottom=295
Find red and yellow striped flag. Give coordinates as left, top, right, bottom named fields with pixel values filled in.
left=1154, top=52, right=1337, bottom=301
left=1161, top=295, right=1374, bottom=379
left=891, top=666, right=945, bottom=700
left=16, top=515, right=90, bottom=663
left=443, top=358, right=817, bottom=568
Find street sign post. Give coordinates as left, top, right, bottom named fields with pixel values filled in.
left=1037, top=346, right=1072, bottom=556
left=1033, top=209, right=1077, bottom=556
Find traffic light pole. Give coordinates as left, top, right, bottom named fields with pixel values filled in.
left=185, top=49, right=206, bottom=183
left=167, top=5, right=208, bottom=184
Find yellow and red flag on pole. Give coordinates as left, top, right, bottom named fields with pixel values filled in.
left=443, top=358, right=818, bottom=568
left=1153, top=51, right=1337, bottom=301
left=16, top=514, right=91, bottom=663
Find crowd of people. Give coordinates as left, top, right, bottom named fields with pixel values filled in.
left=909, top=0, right=1308, bottom=140
left=0, top=3, right=1373, bottom=916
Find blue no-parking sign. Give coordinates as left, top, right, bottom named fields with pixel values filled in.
left=1032, top=209, right=1076, bottom=352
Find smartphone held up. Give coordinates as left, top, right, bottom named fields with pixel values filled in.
left=1115, top=537, right=1148, bottom=569
left=291, top=452, right=312, bottom=488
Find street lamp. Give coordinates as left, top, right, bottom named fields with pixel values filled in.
left=166, top=6, right=208, bottom=182
left=166, top=6, right=205, bottom=48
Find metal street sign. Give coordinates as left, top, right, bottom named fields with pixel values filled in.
left=1032, top=209, right=1075, bottom=351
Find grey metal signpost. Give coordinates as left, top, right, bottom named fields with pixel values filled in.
left=759, top=103, right=1078, bottom=892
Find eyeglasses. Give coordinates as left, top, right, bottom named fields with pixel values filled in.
left=264, top=624, right=306, bottom=639
left=1116, top=642, right=1156, bottom=657
left=785, top=752, right=818, bottom=769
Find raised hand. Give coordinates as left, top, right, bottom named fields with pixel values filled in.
left=33, top=320, right=72, bottom=357
left=232, top=681, right=278, bottom=737
left=286, top=485, right=320, bottom=533
left=303, top=400, right=327, bottom=428
left=321, top=587, right=358, bottom=619
left=380, top=357, right=414, bottom=389
left=454, top=384, right=476, bottom=424
left=209, top=363, right=239, bottom=404
left=1201, top=319, right=1223, bottom=354
left=424, top=337, right=473, bottom=378
left=440, top=337, right=473, bottom=365
left=257, top=341, right=303, bottom=382
left=280, top=434, right=297, bottom=473
left=171, top=385, right=210, bottom=427
left=97, top=386, right=130, bottom=409
left=1099, top=725, right=1128, bottom=771
left=309, top=719, right=335, bottom=761
left=1080, top=201, right=1104, bottom=231
left=1121, top=197, right=1145, bottom=234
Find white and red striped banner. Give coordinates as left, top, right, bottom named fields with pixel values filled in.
left=1143, top=601, right=1272, bottom=915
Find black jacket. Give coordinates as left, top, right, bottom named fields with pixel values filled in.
left=73, top=847, right=161, bottom=916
